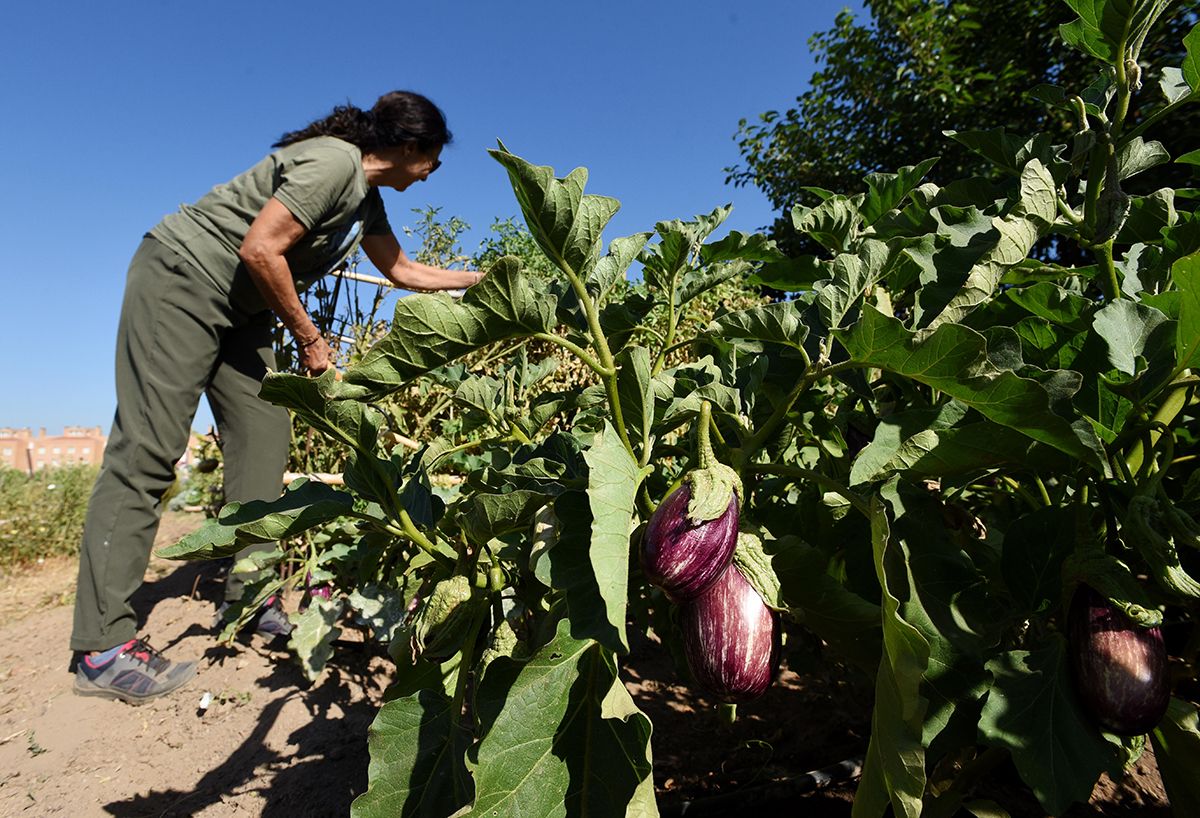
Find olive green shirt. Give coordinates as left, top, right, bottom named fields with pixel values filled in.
left=150, top=136, right=391, bottom=314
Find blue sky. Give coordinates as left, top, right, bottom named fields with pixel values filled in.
left=0, top=0, right=862, bottom=434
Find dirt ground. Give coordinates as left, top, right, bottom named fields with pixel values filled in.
left=0, top=511, right=1174, bottom=817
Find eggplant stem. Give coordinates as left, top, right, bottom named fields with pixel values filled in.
left=717, top=703, right=737, bottom=725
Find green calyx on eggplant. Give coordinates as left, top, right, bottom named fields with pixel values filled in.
left=1067, top=583, right=1169, bottom=736
left=1061, top=551, right=1163, bottom=628
left=681, top=564, right=780, bottom=703
left=408, top=575, right=486, bottom=662
left=1124, top=494, right=1200, bottom=600
left=641, top=466, right=740, bottom=601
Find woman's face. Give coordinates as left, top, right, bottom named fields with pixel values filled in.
left=382, top=144, right=443, bottom=191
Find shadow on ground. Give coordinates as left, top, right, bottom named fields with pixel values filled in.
left=103, top=561, right=386, bottom=818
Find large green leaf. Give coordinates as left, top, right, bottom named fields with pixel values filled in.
left=460, top=621, right=655, bottom=817
left=537, top=489, right=629, bottom=655
left=589, top=233, right=652, bottom=302
left=599, top=292, right=657, bottom=355
left=343, top=257, right=557, bottom=397
left=853, top=422, right=1058, bottom=484
left=261, top=369, right=382, bottom=455
left=1060, top=0, right=1172, bottom=63
left=1013, top=316, right=1088, bottom=370
left=861, top=158, right=940, bottom=227
left=699, top=229, right=785, bottom=265
left=640, top=206, right=731, bottom=292
left=654, top=358, right=742, bottom=430
left=157, top=479, right=356, bottom=560
left=1159, top=67, right=1191, bottom=105
left=1116, top=137, right=1171, bottom=180
left=853, top=483, right=930, bottom=818
left=580, top=422, right=641, bottom=653
left=835, top=306, right=1107, bottom=469
left=1005, top=282, right=1093, bottom=330
left=348, top=583, right=410, bottom=643
left=926, top=160, right=1057, bottom=328
left=1172, top=252, right=1200, bottom=375
left=452, top=376, right=504, bottom=431
left=943, top=131, right=1065, bottom=181
left=456, top=490, right=550, bottom=545
left=1060, top=15, right=1117, bottom=61
left=891, top=227, right=994, bottom=329
left=706, top=300, right=811, bottom=351
left=288, top=596, right=343, bottom=682
left=885, top=486, right=1006, bottom=751
left=1184, top=22, right=1200, bottom=91
left=768, top=535, right=882, bottom=672
left=490, top=146, right=620, bottom=277
left=817, top=240, right=891, bottom=329
left=1151, top=698, right=1200, bottom=815
left=1118, top=189, right=1178, bottom=246
left=1000, top=507, right=1076, bottom=615
left=749, top=254, right=826, bottom=291
left=616, top=346, right=654, bottom=463
left=978, top=636, right=1120, bottom=816
left=677, top=260, right=752, bottom=306
left=792, top=193, right=863, bottom=253
left=1090, top=298, right=1173, bottom=376
left=352, top=690, right=472, bottom=818
left=850, top=403, right=968, bottom=486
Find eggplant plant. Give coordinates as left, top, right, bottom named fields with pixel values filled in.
left=159, top=1, right=1200, bottom=815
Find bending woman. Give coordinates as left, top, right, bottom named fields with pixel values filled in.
left=70, top=90, right=480, bottom=704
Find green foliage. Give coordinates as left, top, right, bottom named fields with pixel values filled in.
left=0, top=464, right=98, bottom=570
left=159, top=3, right=1200, bottom=813
left=729, top=0, right=1199, bottom=256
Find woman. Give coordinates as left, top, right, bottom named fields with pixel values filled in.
left=71, top=90, right=480, bottom=704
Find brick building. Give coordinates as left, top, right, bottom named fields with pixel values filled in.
left=0, top=426, right=107, bottom=473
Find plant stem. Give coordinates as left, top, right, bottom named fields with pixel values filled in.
left=696, top=401, right=716, bottom=470
left=1082, top=131, right=1113, bottom=233
left=1125, top=377, right=1194, bottom=474
left=1033, top=474, right=1053, bottom=507
left=1095, top=239, right=1122, bottom=302
left=1056, top=196, right=1084, bottom=227
left=1001, top=476, right=1043, bottom=511
left=532, top=332, right=609, bottom=376
left=449, top=606, right=488, bottom=754
left=633, top=324, right=668, bottom=345
left=381, top=507, right=453, bottom=567
left=545, top=253, right=635, bottom=457
left=653, top=292, right=680, bottom=377
left=1112, top=45, right=1133, bottom=136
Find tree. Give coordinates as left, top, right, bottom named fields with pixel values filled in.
left=728, top=0, right=1199, bottom=247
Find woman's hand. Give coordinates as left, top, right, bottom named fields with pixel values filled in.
left=297, top=334, right=334, bottom=376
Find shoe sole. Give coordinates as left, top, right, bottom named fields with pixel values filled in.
left=73, top=668, right=198, bottom=706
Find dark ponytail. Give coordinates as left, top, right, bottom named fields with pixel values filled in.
left=273, top=90, right=452, bottom=152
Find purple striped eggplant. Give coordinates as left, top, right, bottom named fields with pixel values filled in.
left=641, top=483, right=739, bottom=601
left=1068, top=584, right=1169, bottom=736
left=681, top=564, right=780, bottom=703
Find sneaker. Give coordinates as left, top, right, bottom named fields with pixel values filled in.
left=214, top=596, right=293, bottom=639
left=73, top=638, right=198, bottom=705
left=255, top=598, right=293, bottom=638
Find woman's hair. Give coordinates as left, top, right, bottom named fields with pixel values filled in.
left=273, top=90, right=452, bottom=152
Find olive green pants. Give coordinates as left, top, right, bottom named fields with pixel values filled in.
left=70, top=236, right=290, bottom=652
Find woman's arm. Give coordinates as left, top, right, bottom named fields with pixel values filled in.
left=239, top=197, right=333, bottom=374
left=361, top=232, right=483, bottom=292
